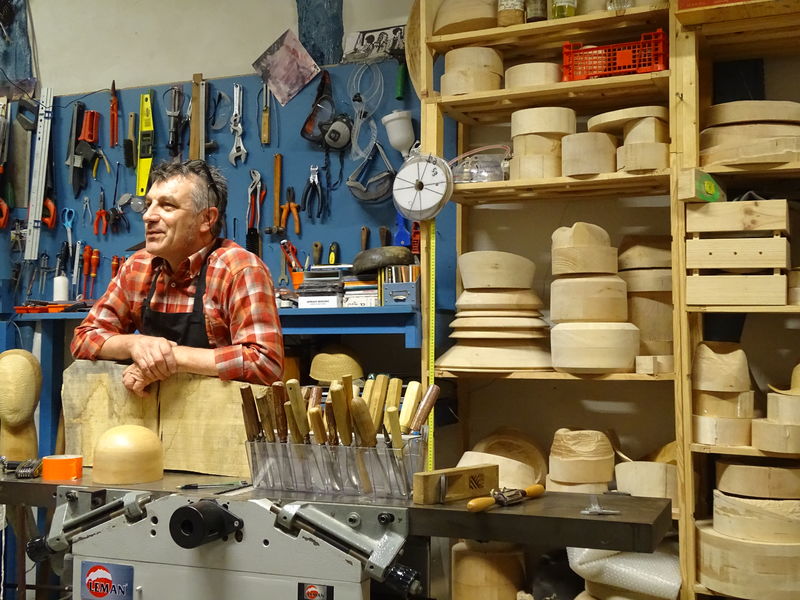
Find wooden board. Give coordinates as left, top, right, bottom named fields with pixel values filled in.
left=676, top=168, right=727, bottom=203
left=717, top=459, right=800, bottom=499
left=694, top=390, right=755, bottom=418
left=616, top=142, right=669, bottom=173
left=450, top=329, right=548, bottom=339
left=751, top=419, right=800, bottom=454
left=686, top=274, right=787, bottom=306
left=615, top=461, right=678, bottom=503
left=435, top=339, right=552, bottom=371
left=685, top=199, right=789, bottom=234
left=705, top=100, right=800, bottom=127
left=412, top=464, right=499, bottom=505
left=685, top=237, right=790, bottom=270
left=700, top=137, right=800, bottom=167
left=635, top=355, right=674, bottom=375
left=551, top=322, right=639, bottom=374
left=768, top=393, right=800, bottom=424
left=550, top=275, right=628, bottom=323
left=450, top=316, right=548, bottom=329
left=552, top=246, right=618, bottom=276
left=693, top=415, right=751, bottom=446
left=700, top=123, right=800, bottom=149
left=562, top=132, right=617, bottom=177
left=697, top=520, right=800, bottom=600
left=713, top=489, right=800, bottom=543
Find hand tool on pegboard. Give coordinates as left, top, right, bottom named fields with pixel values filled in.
left=279, top=186, right=300, bottom=235
left=65, top=101, right=87, bottom=197
left=109, top=80, right=119, bottom=147
left=228, top=83, right=247, bottom=166
left=246, top=170, right=265, bottom=255
left=89, top=248, right=100, bottom=298
left=24, top=87, right=54, bottom=262
left=264, top=154, right=284, bottom=236
left=260, top=82, right=271, bottom=145
left=135, top=90, right=156, bottom=197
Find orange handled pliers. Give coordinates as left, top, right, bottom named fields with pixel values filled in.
left=94, top=187, right=108, bottom=235
left=280, top=186, right=300, bottom=235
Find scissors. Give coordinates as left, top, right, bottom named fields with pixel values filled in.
left=61, top=207, right=75, bottom=254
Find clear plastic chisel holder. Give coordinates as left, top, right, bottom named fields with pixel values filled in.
left=246, top=435, right=425, bottom=499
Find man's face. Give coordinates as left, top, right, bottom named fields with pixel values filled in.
left=143, top=175, right=210, bottom=268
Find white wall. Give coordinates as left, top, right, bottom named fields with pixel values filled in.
left=29, top=0, right=413, bottom=95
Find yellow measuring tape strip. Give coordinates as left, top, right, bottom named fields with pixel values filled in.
left=426, top=219, right=436, bottom=471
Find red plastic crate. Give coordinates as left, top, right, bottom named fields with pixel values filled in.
left=562, top=29, right=667, bottom=82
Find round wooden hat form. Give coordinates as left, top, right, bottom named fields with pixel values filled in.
left=458, top=251, right=536, bottom=290
left=92, top=425, right=164, bottom=484
left=768, top=362, right=800, bottom=395
left=309, top=344, right=364, bottom=384
left=0, top=349, right=42, bottom=426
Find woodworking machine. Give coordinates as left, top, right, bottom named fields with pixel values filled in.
left=27, top=486, right=421, bottom=600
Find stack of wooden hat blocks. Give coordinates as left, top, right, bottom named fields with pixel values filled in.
left=588, top=106, right=670, bottom=174
left=510, top=107, right=575, bottom=179
left=617, top=236, right=674, bottom=375
left=435, top=251, right=551, bottom=372
left=549, top=223, right=640, bottom=374
left=692, top=341, right=753, bottom=447
left=440, top=46, right=504, bottom=96
left=545, top=428, right=614, bottom=494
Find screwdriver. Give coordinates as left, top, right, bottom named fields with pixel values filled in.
left=81, top=244, right=93, bottom=298
left=89, top=248, right=100, bottom=298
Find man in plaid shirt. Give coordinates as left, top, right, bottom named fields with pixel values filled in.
left=71, top=161, right=284, bottom=396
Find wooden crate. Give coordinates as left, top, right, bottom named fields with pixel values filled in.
left=685, top=236, right=790, bottom=270
left=686, top=199, right=789, bottom=234
left=686, top=274, right=787, bottom=305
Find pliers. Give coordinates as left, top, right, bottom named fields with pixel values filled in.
left=94, top=187, right=108, bottom=235
left=301, top=165, right=324, bottom=221
left=247, top=169, right=265, bottom=229
left=280, top=186, right=301, bottom=235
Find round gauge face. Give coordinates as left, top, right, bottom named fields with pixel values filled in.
left=130, top=196, right=146, bottom=214
left=392, top=153, right=452, bottom=220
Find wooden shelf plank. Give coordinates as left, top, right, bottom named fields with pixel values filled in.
left=690, top=442, right=800, bottom=459
left=687, top=305, right=800, bottom=313
left=452, top=170, right=670, bottom=205
left=676, top=0, right=800, bottom=26
left=704, top=161, right=800, bottom=178
left=428, top=6, right=668, bottom=60
left=436, top=71, right=670, bottom=125
left=434, top=369, right=673, bottom=381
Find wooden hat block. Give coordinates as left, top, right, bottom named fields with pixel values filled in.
left=92, top=424, right=164, bottom=484
left=694, top=390, right=755, bottom=418
left=751, top=419, right=800, bottom=454
left=548, top=428, right=614, bottom=484
left=433, top=0, right=497, bottom=36
left=693, top=415, right=751, bottom=446
left=617, top=235, right=671, bottom=270
left=451, top=540, right=525, bottom=600
left=551, top=322, right=639, bottom=374
left=552, top=222, right=617, bottom=276
left=716, top=458, right=800, bottom=499
left=456, top=288, right=544, bottom=310
left=435, top=339, right=552, bottom=372
left=767, top=392, right=800, bottom=424
left=473, top=427, right=547, bottom=485
left=561, top=132, right=618, bottom=177
left=545, top=476, right=608, bottom=493
left=0, top=349, right=43, bottom=461
left=457, top=450, right=538, bottom=489
left=768, top=363, right=800, bottom=395
left=712, top=489, right=800, bottom=543
left=458, top=250, right=536, bottom=290
left=550, top=275, right=628, bottom=323
left=692, top=341, right=750, bottom=392
left=615, top=461, right=678, bottom=505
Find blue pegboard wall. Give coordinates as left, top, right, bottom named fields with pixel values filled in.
left=2, top=59, right=456, bottom=310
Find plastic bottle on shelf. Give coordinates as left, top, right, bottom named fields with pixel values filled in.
left=498, top=0, right=526, bottom=26
left=525, top=0, right=547, bottom=21
left=551, top=0, right=577, bottom=18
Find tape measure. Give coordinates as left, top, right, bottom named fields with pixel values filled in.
left=426, top=219, right=436, bottom=471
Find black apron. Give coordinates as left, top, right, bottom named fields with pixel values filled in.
left=140, top=241, right=220, bottom=348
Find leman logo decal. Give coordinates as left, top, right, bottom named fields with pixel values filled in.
left=84, top=565, right=129, bottom=598
left=305, top=585, right=320, bottom=599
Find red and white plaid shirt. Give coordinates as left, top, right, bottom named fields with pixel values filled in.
left=71, top=239, right=283, bottom=384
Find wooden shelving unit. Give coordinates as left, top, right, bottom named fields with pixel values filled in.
left=434, top=369, right=674, bottom=381
left=452, top=170, right=670, bottom=205
left=671, top=4, right=800, bottom=600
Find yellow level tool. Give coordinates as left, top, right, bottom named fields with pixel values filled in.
left=135, top=90, right=155, bottom=196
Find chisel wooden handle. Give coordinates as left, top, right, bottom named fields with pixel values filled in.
left=342, top=374, right=353, bottom=406
left=369, top=374, right=389, bottom=431
left=330, top=382, right=352, bottom=445
left=362, top=379, right=375, bottom=412
left=351, top=396, right=377, bottom=448
left=308, top=386, right=323, bottom=411
left=273, top=153, right=282, bottom=228
left=284, top=401, right=304, bottom=444
left=308, top=407, right=326, bottom=445
left=239, top=384, right=262, bottom=441
left=467, top=485, right=545, bottom=513
left=386, top=406, right=403, bottom=450
left=361, top=226, right=370, bottom=251
left=410, top=384, right=440, bottom=433
left=383, top=378, right=403, bottom=430
left=399, top=381, right=422, bottom=434
left=324, top=402, right=338, bottom=445
left=272, top=381, right=288, bottom=443
left=255, top=389, right=276, bottom=443
left=286, top=379, right=309, bottom=438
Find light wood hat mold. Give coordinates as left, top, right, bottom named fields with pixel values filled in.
left=434, top=339, right=552, bottom=371
left=768, top=362, right=800, bottom=395
left=551, top=222, right=617, bottom=276
left=0, top=349, right=42, bottom=426
left=433, top=0, right=497, bottom=36
left=310, top=344, right=364, bottom=383
left=618, top=235, right=672, bottom=270
left=473, top=427, right=548, bottom=484
left=92, top=424, right=164, bottom=484
left=458, top=251, right=536, bottom=290
left=456, top=288, right=544, bottom=310
left=550, top=275, right=628, bottom=323
left=551, top=322, right=639, bottom=374
left=692, top=341, right=750, bottom=392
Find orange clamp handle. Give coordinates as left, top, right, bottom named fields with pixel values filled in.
left=41, top=197, right=57, bottom=229
left=93, top=210, right=108, bottom=236
left=78, top=110, right=100, bottom=143
left=0, top=198, right=8, bottom=229
left=90, top=249, right=100, bottom=277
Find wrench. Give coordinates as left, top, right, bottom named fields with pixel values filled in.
left=278, top=254, right=289, bottom=286
left=228, top=83, right=247, bottom=166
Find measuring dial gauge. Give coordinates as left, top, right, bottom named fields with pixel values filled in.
left=392, top=152, right=453, bottom=221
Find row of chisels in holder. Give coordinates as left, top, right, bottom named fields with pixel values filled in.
left=240, top=377, right=439, bottom=499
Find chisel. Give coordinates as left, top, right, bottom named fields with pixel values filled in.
left=410, top=384, right=441, bottom=434
left=260, top=83, right=271, bottom=145
left=253, top=387, right=278, bottom=487
left=383, top=377, right=403, bottom=431
left=284, top=400, right=313, bottom=488
left=368, top=374, right=389, bottom=431
left=330, top=381, right=359, bottom=489
left=352, top=395, right=390, bottom=494
left=309, top=406, right=342, bottom=490
left=272, top=381, right=297, bottom=489
left=385, top=406, right=409, bottom=496
left=399, top=381, right=422, bottom=434
left=239, top=384, right=263, bottom=442
left=286, top=379, right=310, bottom=439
